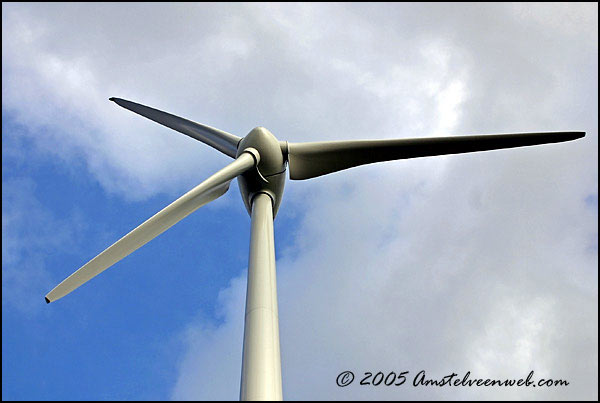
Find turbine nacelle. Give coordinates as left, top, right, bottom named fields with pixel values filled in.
left=237, top=127, right=287, bottom=217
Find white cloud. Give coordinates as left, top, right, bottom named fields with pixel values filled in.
left=2, top=178, right=87, bottom=314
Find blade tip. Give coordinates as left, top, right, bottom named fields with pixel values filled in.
left=566, top=131, right=586, bottom=141
left=45, top=296, right=51, bottom=304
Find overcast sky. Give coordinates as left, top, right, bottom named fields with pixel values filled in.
left=2, top=3, right=597, bottom=400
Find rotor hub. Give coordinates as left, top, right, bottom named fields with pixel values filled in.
left=236, top=127, right=287, bottom=217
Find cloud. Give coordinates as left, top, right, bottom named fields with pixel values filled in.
left=172, top=143, right=597, bottom=399
left=163, top=3, right=597, bottom=401
left=1, top=3, right=476, bottom=201
left=170, top=275, right=247, bottom=401
left=2, top=3, right=259, bottom=200
left=2, top=2, right=596, bottom=400
left=2, top=178, right=86, bottom=314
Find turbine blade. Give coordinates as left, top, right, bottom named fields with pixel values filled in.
left=110, top=97, right=241, bottom=158
left=45, top=150, right=259, bottom=303
left=287, top=131, right=585, bottom=180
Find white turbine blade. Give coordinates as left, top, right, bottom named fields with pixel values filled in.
left=287, top=131, right=585, bottom=180
left=45, top=150, right=259, bottom=303
left=110, top=97, right=241, bottom=158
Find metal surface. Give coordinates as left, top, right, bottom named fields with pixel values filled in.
left=110, top=97, right=241, bottom=157
left=240, top=193, right=283, bottom=401
left=287, top=131, right=586, bottom=180
left=237, top=127, right=287, bottom=217
left=45, top=150, right=259, bottom=303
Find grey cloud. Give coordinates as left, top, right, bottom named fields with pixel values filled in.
left=2, top=2, right=596, bottom=400
left=164, top=3, right=597, bottom=401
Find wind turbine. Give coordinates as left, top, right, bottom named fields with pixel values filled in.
left=45, top=97, right=585, bottom=401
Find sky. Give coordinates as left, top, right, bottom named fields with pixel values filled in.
left=2, top=2, right=598, bottom=401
